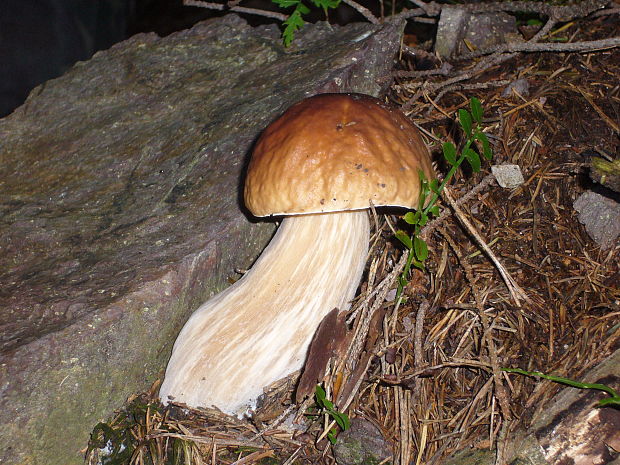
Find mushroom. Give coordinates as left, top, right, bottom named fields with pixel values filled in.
left=159, top=93, right=434, bottom=416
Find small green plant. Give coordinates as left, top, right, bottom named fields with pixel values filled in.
left=503, top=368, right=620, bottom=407
left=395, top=97, right=492, bottom=299
left=271, top=0, right=341, bottom=46
left=314, top=384, right=350, bottom=444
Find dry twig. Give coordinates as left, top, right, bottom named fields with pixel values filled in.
left=183, top=0, right=288, bottom=21
left=457, top=36, right=620, bottom=60
left=463, top=0, right=611, bottom=21
left=341, top=0, right=379, bottom=24
left=442, top=187, right=530, bottom=306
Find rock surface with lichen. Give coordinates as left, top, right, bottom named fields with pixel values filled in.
left=334, top=418, right=393, bottom=465
left=0, top=14, right=404, bottom=465
left=574, top=191, right=620, bottom=250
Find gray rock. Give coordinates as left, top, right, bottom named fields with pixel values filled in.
left=334, top=418, right=393, bottom=465
left=435, top=7, right=518, bottom=58
left=0, top=14, right=404, bottom=465
left=491, top=164, right=525, bottom=189
left=435, top=6, right=470, bottom=59
left=502, top=78, right=530, bottom=98
left=573, top=191, right=620, bottom=250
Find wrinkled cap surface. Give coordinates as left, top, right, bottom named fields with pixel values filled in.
left=244, top=93, right=435, bottom=216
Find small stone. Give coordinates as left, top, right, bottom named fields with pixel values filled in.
left=573, top=191, right=620, bottom=250
left=435, top=6, right=470, bottom=58
left=491, top=164, right=525, bottom=188
left=385, top=288, right=397, bottom=301
left=334, top=418, right=392, bottom=465
left=435, top=7, right=518, bottom=58
left=502, top=78, right=530, bottom=97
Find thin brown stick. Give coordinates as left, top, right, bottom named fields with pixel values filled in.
left=183, top=0, right=288, bottom=21
left=456, top=36, right=620, bottom=60
left=393, top=63, right=453, bottom=79
left=414, top=301, right=429, bottom=373
left=396, top=1, right=441, bottom=18
left=402, top=52, right=517, bottom=109
left=398, top=387, right=412, bottom=465
left=281, top=446, right=303, bottom=465
left=442, top=187, right=530, bottom=306
left=462, top=0, right=611, bottom=21
left=146, top=432, right=268, bottom=448
left=229, top=449, right=275, bottom=465
left=412, top=300, right=429, bottom=404
left=341, top=0, right=379, bottom=24
left=529, top=17, right=557, bottom=42
left=375, top=359, right=494, bottom=383
left=392, top=7, right=433, bottom=20
left=572, top=84, right=620, bottom=133
left=590, top=4, right=620, bottom=17
left=431, top=80, right=511, bottom=104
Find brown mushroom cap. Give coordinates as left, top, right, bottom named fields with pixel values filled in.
left=244, top=93, right=435, bottom=217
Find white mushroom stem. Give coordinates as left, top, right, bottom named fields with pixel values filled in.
left=159, top=210, right=370, bottom=416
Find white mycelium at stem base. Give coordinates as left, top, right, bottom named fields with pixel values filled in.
left=160, top=211, right=369, bottom=415
left=160, top=92, right=435, bottom=416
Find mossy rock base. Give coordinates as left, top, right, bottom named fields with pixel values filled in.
left=334, top=418, right=392, bottom=465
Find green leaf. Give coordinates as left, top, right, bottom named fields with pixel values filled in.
left=274, top=0, right=339, bottom=45
left=417, top=212, right=429, bottom=227
left=428, top=205, right=440, bottom=217
left=464, top=148, right=481, bottom=172
left=502, top=368, right=620, bottom=407
left=395, top=231, right=413, bottom=250
left=503, top=368, right=619, bottom=396
left=430, top=178, right=440, bottom=194
left=470, top=97, right=483, bottom=124
left=442, top=142, right=457, bottom=166
left=331, top=411, right=349, bottom=430
left=598, top=397, right=620, bottom=407
left=280, top=3, right=310, bottom=46
left=414, top=236, right=429, bottom=262
left=420, top=179, right=430, bottom=199
left=272, top=0, right=301, bottom=7
left=474, top=131, right=493, bottom=160
left=327, top=428, right=338, bottom=444
left=458, top=109, right=472, bottom=136
left=418, top=191, right=427, bottom=212
left=315, top=384, right=334, bottom=410
left=403, top=211, right=418, bottom=225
